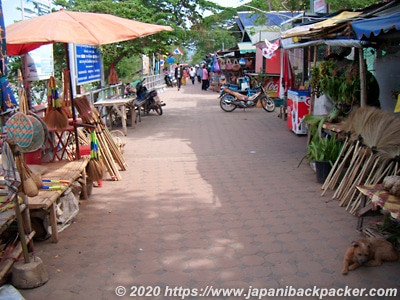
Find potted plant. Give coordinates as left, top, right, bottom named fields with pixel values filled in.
left=307, top=134, right=343, bottom=183
left=299, top=114, right=343, bottom=183
left=310, top=61, right=360, bottom=122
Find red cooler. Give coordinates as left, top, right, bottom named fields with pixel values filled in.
left=287, top=90, right=310, bottom=135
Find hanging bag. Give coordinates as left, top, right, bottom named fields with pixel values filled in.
left=225, top=59, right=233, bottom=71
left=245, top=59, right=253, bottom=69
left=232, top=59, right=241, bottom=72
left=219, top=58, right=226, bottom=70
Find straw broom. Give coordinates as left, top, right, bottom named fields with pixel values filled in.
left=321, top=133, right=351, bottom=193
left=86, top=131, right=104, bottom=181
left=335, top=107, right=400, bottom=209
left=74, top=96, right=126, bottom=178
left=346, top=150, right=377, bottom=213
left=44, top=76, right=69, bottom=130
left=332, top=138, right=363, bottom=201
left=338, top=146, right=368, bottom=206
left=324, top=137, right=356, bottom=194
left=81, top=98, right=127, bottom=169
left=343, top=149, right=374, bottom=211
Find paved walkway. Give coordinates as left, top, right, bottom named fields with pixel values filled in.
left=19, top=82, right=399, bottom=299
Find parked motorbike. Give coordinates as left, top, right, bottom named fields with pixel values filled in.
left=219, top=84, right=275, bottom=112
left=164, top=74, right=176, bottom=87
left=135, top=79, right=165, bottom=115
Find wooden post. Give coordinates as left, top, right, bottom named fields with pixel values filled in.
left=359, top=49, right=367, bottom=107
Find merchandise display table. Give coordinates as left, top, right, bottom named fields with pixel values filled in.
left=27, top=158, right=89, bottom=243
left=94, top=96, right=136, bottom=135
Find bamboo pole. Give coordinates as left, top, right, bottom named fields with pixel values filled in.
left=321, top=135, right=350, bottom=194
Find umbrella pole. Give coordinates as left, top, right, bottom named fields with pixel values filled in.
left=65, top=43, right=81, bottom=160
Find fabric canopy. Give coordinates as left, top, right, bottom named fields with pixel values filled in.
left=351, top=13, right=400, bottom=39
left=237, top=42, right=256, bottom=54
left=281, top=11, right=362, bottom=39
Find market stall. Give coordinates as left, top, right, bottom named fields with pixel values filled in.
left=279, top=1, right=400, bottom=239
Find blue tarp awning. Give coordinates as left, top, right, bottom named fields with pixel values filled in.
left=352, top=13, right=400, bottom=39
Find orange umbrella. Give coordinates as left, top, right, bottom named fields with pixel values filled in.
left=5, top=9, right=173, bottom=56
left=5, top=9, right=172, bottom=159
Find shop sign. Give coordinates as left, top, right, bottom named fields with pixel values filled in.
left=76, top=45, right=102, bottom=85
left=264, top=77, right=279, bottom=98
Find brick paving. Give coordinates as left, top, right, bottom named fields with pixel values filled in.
left=18, top=82, right=399, bottom=299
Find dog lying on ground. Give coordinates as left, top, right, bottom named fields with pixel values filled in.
left=342, top=237, right=398, bottom=275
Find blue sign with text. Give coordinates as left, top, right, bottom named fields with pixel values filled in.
left=76, top=45, right=102, bottom=85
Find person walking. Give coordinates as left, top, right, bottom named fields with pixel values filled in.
left=174, top=64, right=183, bottom=91
left=196, top=66, right=202, bottom=83
left=189, top=67, right=196, bottom=85
left=182, top=67, right=189, bottom=86
left=201, top=65, right=209, bottom=91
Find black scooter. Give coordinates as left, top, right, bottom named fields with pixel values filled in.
left=164, top=74, right=175, bottom=87
left=135, top=79, right=165, bottom=115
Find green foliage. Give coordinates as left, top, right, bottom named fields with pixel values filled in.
left=298, top=114, right=343, bottom=167
left=303, top=114, right=327, bottom=141
left=306, top=134, right=343, bottom=166
left=310, top=61, right=360, bottom=121
left=326, top=0, right=377, bottom=11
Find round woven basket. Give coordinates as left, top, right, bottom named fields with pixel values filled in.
left=19, top=115, right=45, bottom=153
left=31, top=113, right=49, bottom=147
left=6, top=112, right=34, bottom=148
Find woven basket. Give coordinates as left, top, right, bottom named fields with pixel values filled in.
left=6, top=112, right=33, bottom=148
left=19, top=115, right=45, bottom=153
left=31, top=113, right=49, bottom=146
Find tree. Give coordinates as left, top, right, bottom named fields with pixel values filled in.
left=52, top=0, right=222, bottom=82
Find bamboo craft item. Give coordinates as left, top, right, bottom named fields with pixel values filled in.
left=15, top=151, right=41, bottom=197
left=320, top=107, right=400, bottom=214
left=44, top=76, right=69, bottom=130
left=86, top=131, right=104, bottom=181
left=74, top=96, right=127, bottom=180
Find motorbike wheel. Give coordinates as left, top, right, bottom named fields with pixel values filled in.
left=220, top=94, right=237, bottom=112
left=154, top=105, right=163, bottom=115
left=260, top=96, right=276, bottom=112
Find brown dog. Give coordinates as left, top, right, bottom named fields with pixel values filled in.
left=342, top=237, right=398, bottom=275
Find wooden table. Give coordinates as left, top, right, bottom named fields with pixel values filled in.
left=356, top=184, right=400, bottom=230
left=27, top=158, right=89, bottom=243
left=94, top=96, right=136, bottom=135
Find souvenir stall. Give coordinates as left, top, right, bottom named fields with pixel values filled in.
left=2, top=9, right=171, bottom=234
left=280, top=0, right=400, bottom=239
left=215, top=43, right=256, bottom=89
